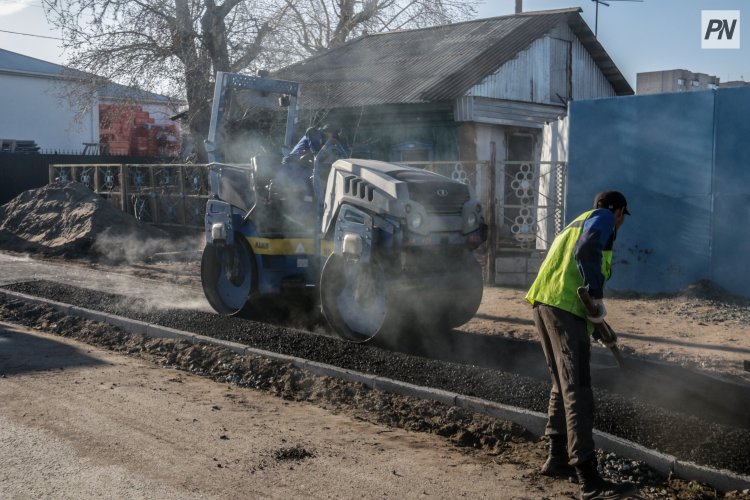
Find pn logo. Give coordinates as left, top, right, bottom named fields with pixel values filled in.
left=702, top=10, right=740, bottom=49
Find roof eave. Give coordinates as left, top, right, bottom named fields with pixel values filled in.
left=565, top=13, right=634, bottom=96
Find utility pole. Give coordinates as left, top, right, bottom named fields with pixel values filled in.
left=515, top=0, right=522, bottom=14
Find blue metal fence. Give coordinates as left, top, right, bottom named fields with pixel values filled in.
left=566, top=87, right=750, bottom=297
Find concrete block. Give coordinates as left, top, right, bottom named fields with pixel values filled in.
left=192, top=334, right=246, bottom=355
left=243, top=347, right=302, bottom=366
left=674, top=460, right=750, bottom=493
left=593, top=430, right=675, bottom=476
left=104, top=314, right=148, bottom=335
left=1, top=290, right=72, bottom=314
left=69, top=306, right=110, bottom=324
left=304, top=361, right=377, bottom=388
left=146, top=324, right=195, bottom=342
left=495, top=272, right=529, bottom=287
left=373, top=377, right=457, bottom=406
left=454, top=395, right=547, bottom=436
left=526, top=256, right=545, bottom=274
left=496, top=256, right=528, bottom=272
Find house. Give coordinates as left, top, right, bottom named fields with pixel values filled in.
left=276, top=8, right=631, bottom=164
left=275, top=8, right=632, bottom=284
left=0, top=48, right=181, bottom=156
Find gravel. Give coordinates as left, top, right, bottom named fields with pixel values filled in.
left=4, top=279, right=750, bottom=477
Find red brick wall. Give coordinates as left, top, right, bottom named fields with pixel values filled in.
left=99, top=104, right=180, bottom=157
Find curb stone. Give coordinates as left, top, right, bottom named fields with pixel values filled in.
left=1, top=288, right=748, bottom=493
left=373, top=376, right=458, bottom=407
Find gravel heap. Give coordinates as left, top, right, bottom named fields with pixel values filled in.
left=0, top=182, right=182, bottom=262
left=3, top=293, right=748, bottom=499
left=613, top=279, right=750, bottom=327
left=5, top=280, right=750, bottom=478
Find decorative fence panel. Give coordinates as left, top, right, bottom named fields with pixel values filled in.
left=50, top=163, right=211, bottom=227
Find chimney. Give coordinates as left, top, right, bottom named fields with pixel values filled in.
left=515, top=0, right=522, bottom=14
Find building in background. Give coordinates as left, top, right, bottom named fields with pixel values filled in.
left=0, top=48, right=181, bottom=156
left=719, top=80, right=750, bottom=89
left=636, top=69, right=720, bottom=94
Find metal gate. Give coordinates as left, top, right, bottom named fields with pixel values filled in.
left=49, top=163, right=211, bottom=227
left=495, top=160, right=566, bottom=251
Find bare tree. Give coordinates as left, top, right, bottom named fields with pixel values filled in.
left=43, top=0, right=289, bottom=160
left=43, top=0, right=477, bottom=159
left=279, top=0, right=478, bottom=58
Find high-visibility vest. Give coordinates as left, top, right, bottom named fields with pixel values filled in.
left=526, top=209, right=613, bottom=319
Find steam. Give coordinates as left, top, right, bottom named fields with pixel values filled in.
left=92, top=227, right=201, bottom=265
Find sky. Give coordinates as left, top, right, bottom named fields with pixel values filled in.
left=1, top=0, right=749, bottom=89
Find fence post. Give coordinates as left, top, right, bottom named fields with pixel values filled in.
left=178, top=165, right=187, bottom=225
left=119, top=164, right=128, bottom=212
left=149, top=165, right=158, bottom=224
left=93, top=165, right=101, bottom=193
left=487, top=142, right=497, bottom=285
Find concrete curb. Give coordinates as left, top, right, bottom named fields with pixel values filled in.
left=2, top=288, right=749, bottom=493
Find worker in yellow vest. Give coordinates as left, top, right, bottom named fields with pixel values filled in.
left=526, top=191, right=635, bottom=500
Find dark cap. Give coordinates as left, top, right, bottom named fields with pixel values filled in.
left=594, top=191, right=630, bottom=215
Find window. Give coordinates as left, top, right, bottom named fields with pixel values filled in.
left=677, top=78, right=685, bottom=86
left=691, top=80, right=700, bottom=87
left=392, top=141, right=433, bottom=162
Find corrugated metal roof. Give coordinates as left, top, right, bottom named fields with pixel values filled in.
left=275, top=8, right=632, bottom=109
left=0, top=48, right=173, bottom=103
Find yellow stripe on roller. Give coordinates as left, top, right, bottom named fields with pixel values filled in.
left=246, top=237, right=334, bottom=256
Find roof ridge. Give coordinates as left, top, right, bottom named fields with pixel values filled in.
left=361, top=7, right=583, bottom=37
left=275, top=8, right=582, bottom=73
left=0, top=48, right=60, bottom=65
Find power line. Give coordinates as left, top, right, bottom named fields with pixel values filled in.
left=0, top=28, right=62, bottom=40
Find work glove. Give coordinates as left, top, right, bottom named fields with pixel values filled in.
left=587, top=299, right=607, bottom=324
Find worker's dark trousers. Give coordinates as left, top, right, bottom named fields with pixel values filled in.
left=533, top=304, right=595, bottom=466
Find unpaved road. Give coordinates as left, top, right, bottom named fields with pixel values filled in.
left=0, top=322, right=578, bottom=499
left=0, top=254, right=750, bottom=498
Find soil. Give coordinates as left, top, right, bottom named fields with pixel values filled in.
left=2, top=302, right=746, bottom=499
left=0, top=182, right=199, bottom=263
left=0, top=322, right=572, bottom=499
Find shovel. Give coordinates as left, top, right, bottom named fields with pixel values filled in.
left=577, top=287, right=626, bottom=370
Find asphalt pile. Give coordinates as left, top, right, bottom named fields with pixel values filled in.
left=0, top=182, right=176, bottom=262
left=5, top=279, right=750, bottom=478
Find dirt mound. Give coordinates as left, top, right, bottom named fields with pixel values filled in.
left=0, top=182, right=189, bottom=262
left=678, top=279, right=748, bottom=304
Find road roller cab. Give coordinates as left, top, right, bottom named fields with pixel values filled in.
left=201, top=72, right=487, bottom=341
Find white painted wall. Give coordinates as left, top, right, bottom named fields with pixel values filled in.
left=0, top=72, right=97, bottom=152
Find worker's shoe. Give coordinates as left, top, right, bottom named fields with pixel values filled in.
left=540, top=436, right=576, bottom=478
left=576, top=458, right=637, bottom=500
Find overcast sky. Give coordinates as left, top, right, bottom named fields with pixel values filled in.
left=1, top=0, right=749, bottom=88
